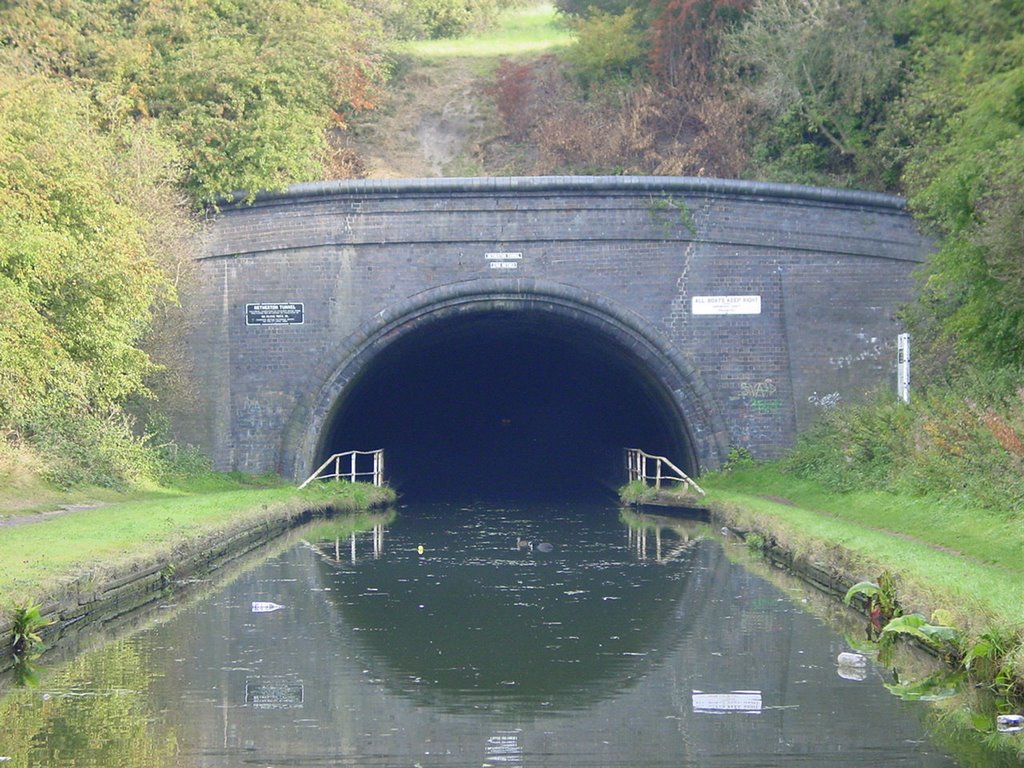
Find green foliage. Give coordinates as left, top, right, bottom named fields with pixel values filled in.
left=962, top=627, right=1023, bottom=698
left=878, top=0, right=1024, bottom=374
left=883, top=669, right=964, bottom=702
left=24, top=405, right=164, bottom=489
left=0, top=75, right=169, bottom=417
left=844, top=580, right=883, bottom=606
left=785, top=379, right=1024, bottom=514
left=785, top=392, right=915, bottom=492
left=744, top=531, right=766, bottom=552
left=0, top=0, right=390, bottom=205
left=0, top=0, right=403, bottom=487
left=11, top=600, right=52, bottom=656
left=882, top=613, right=961, bottom=652
left=722, top=445, right=755, bottom=471
left=0, top=73, right=190, bottom=488
left=403, top=0, right=508, bottom=39
left=844, top=570, right=902, bottom=624
left=555, top=0, right=634, bottom=17
left=619, top=479, right=658, bottom=504
left=722, top=0, right=904, bottom=188
left=563, top=7, right=646, bottom=88
left=648, top=195, right=696, bottom=235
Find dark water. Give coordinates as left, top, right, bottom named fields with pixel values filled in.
left=0, top=503, right=991, bottom=766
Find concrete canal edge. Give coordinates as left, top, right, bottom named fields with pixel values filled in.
left=0, top=496, right=392, bottom=675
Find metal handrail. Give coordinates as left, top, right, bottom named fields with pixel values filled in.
left=625, top=447, right=705, bottom=496
left=299, top=450, right=384, bottom=489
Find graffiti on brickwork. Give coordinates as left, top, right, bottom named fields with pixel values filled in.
left=740, top=379, right=780, bottom=416
left=749, top=398, right=781, bottom=415
left=740, top=379, right=777, bottom=399
left=808, top=391, right=842, bottom=409
left=830, top=335, right=889, bottom=370
left=239, top=396, right=263, bottom=427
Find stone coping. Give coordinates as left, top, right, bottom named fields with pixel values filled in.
left=217, top=175, right=907, bottom=211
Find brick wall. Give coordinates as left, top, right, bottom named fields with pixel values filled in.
left=182, top=177, right=928, bottom=479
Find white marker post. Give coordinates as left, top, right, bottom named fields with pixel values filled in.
left=897, top=333, right=911, bottom=404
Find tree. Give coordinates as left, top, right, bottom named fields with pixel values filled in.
left=721, top=0, right=904, bottom=186
left=0, top=0, right=390, bottom=205
left=890, top=0, right=1024, bottom=373
left=648, top=0, right=751, bottom=92
left=0, top=74, right=185, bottom=484
left=564, top=7, right=647, bottom=88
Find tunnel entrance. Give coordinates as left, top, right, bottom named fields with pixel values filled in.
left=315, top=302, right=699, bottom=503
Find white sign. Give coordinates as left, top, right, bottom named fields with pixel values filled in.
left=245, top=302, right=304, bottom=325
left=486, top=252, right=522, bottom=270
left=692, top=295, right=761, bottom=315
left=897, top=333, right=911, bottom=403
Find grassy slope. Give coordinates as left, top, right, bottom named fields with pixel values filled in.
left=0, top=481, right=395, bottom=612
left=346, top=3, right=571, bottom=178
left=701, top=465, right=1024, bottom=633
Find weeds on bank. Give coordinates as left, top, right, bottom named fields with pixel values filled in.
left=844, top=573, right=1024, bottom=704
left=785, top=378, right=1024, bottom=514
left=10, top=601, right=51, bottom=657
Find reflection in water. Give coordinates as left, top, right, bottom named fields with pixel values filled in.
left=0, top=503, right=999, bottom=766
left=0, top=641, right=180, bottom=768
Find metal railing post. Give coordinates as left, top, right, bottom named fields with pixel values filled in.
left=298, top=449, right=386, bottom=489
left=622, top=447, right=705, bottom=496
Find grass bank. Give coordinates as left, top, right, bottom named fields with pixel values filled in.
left=397, top=2, right=573, bottom=61
left=694, top=464, right=1024, bottom=696
left=0, top=478, right=395, bottom=616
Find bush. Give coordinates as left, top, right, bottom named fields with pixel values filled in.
left=22, top=401, right=163, bottom=489
left=563, top=8, right=646, bottom=89
left=785, top=377, right=1024, bottom=513
left=401, top=0, right=507, bottom=39
left=489, top=59, right=538, bottom=139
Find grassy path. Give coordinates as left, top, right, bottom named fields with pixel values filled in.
left=696, top=465, right=1024, bottom=692
left=702, top=467, right=1023, bottom=629
left=0, top=481, right=394, bottom=614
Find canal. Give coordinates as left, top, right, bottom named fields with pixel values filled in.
left=0, top=502, right=1011, bottom=766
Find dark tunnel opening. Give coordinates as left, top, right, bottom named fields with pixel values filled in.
left=318, top=311, right=695, bottom=503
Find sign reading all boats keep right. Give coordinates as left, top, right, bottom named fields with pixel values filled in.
left=691, top=295, right=762, bottom=315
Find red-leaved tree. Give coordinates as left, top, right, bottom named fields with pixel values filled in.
left=648, top=0, right=752, bottom=92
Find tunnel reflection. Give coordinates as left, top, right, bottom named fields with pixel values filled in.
left=318, top=312, right=693, bottom=501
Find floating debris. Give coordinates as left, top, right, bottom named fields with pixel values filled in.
left=837, top=652, right=868, bottom=681
left=837, top=652, right=867, bottom=667
left=996, top=714, right=1023, bottom=733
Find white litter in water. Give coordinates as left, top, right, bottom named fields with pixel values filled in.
left=996, top=714, right=1023, bottom=733
left=837, top=652, right=867, bottom=667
